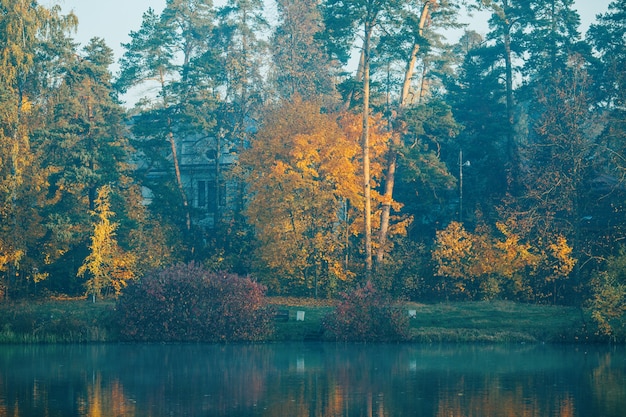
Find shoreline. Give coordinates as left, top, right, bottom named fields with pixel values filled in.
left=0, top=298, right=614, bottom=344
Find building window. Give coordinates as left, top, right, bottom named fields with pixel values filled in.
left=205, top=149, right=217, bottom=160
left=197, top=180, right=223, bottom=212
left=207, top=182, right=217, bottom=212
left=198, top=180, right=206, bottom=207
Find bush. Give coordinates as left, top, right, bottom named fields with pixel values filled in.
left=589, top=247, right=626, bottom=342
left=323, top=281, right=410, bottom=342
left=115, top=263, right=274, bottom=342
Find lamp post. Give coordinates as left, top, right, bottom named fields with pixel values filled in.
left=459, top=150, right=470, bottom=222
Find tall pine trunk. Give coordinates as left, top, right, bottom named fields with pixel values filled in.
left=362, top=20, right=374, bottom=278
left=376, top=2, right=431, bottom=265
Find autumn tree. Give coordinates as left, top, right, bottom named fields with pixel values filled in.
left=322, top=0, right=406, bottom=276
left=0, top=2, right=77, bottom=298
left=78, top=185, right=136, bottom=301
left=321, top=0, right=458, bottom=276
left=241, top=99, right=362, bottom=296
left=589, top=246, right=626, bottom=341
left=510, top=59, right=598, bottom=301
left=431, top=221, right=575, bottom=300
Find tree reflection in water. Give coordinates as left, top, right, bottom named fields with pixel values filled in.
left=0, top=343, right=624, bottom=417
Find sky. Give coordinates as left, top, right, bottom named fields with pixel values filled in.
left=44, top=0, right=613, bottom=68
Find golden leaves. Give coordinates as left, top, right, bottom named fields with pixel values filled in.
left=241, top=98, right=400, bottom=292
left=546, top=235, right=576, bottom=281
left=433, top=220, right=575, bottom=299
left=78, top=185, right=137, bottom=299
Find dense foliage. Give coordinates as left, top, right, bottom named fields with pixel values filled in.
left=589, top=247, right=626, bottom=341
left=0, top=0, right=625, bottom=335
left=115, top=263, right=274, bottom=342
left=323, top=281, right=410, bottom=342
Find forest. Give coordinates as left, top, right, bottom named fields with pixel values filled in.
left=0, top=0, right=625, bottom=334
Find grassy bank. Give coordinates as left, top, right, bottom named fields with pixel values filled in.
left=404, top=301, right=592, bottom=343
left=0, top=298, right=116, bottom=343
left=0, top=298, right=603, bottom=344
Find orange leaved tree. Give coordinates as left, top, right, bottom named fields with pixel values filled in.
left=241, top=99, right=362, bottom=296
left=242, top=98, right=403, bottom=296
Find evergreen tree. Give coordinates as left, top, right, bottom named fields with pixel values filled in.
left=372, top=0, right=459, bottom=265
left=270, top=0, right=338, bottom=106
left=214, top=0, right=269, bottom=204
left=480, top=0, right=526, bottom=177
left=588, top=0, right=626, bottom=180
left=117, top=1, right=221, bottom=258
left=34, top=38, right=133, bottom=295
left=519, top=0, right=586, bottom=87
left=446, top=33, right=509, bottom=225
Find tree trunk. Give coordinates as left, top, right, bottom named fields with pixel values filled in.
left=399, top=43, right=420, bottom=108
left=159, top=69, right=191, bottom=232
left=399, top=2, right=431, bottom=108
left=503, top=24, right=516, bottom=181
left=167, top=121, right=191, bottom=231
left=362, top=20, right=373, bottom=278
left=375, top=151, right=397, bottom=264
left=376, top=2, right=431, bottom=265
left=342, top=49, right=366, bottom=112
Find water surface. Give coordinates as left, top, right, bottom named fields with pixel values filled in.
left=1, top=342, right=624, bottom=416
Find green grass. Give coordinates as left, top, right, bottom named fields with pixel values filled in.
left=0, top=299, right=115, bottom=343
left=270, top=298, right=600, bottom=343
left=0, top=298, right=604, bottom=344
left=271, top=305, right=335, bottom=341
left=404, top=300, right=594, bottom=343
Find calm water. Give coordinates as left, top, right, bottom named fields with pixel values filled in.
left=1, top=342, right=625, bottom=417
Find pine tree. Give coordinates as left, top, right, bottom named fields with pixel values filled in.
left=117, top=1, right=221, bottom=253
left=270, top=0, right=338, bottom=105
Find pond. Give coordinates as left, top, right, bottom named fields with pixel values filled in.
left=1, top=342, right=625, bottom=416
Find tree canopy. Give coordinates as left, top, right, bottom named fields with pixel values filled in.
left=0, top=0, right=624, bottom=340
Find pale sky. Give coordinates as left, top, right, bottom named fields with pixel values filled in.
left=44, top=0, right=167, bottom=61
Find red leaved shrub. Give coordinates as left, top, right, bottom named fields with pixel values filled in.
left=323, top=281, right=410, bottom=342
left=115, top=263, right=274, bottom=342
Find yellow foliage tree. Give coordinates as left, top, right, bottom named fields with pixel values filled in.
left=337, top=111, right=411, bottom=258
left=589, top=247, right=626, bottom=341
left=539, top=234, right=577, bottom=303
left=242, top=98, right=401, bottom=295
left=242, top=99, right=361, bottom=295
left=433, top=221, right=543, bottom=299
left=0, top=3, right=77, bottom=298
left=78, top=185, right=136, bottom=301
